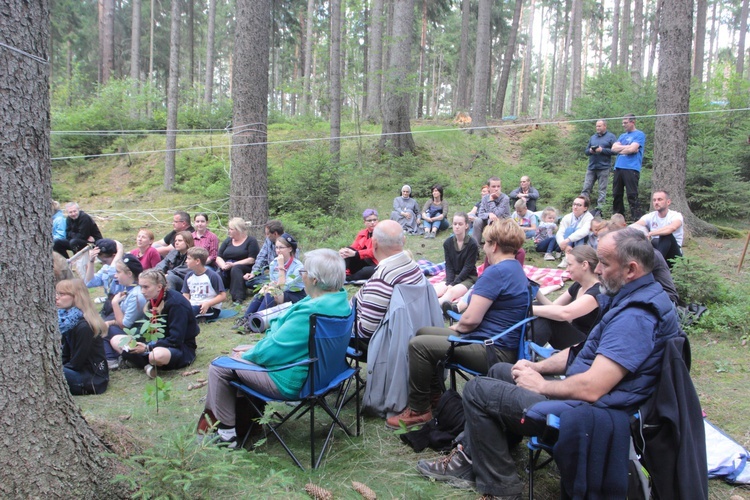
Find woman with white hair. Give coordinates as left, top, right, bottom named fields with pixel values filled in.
left=215, top=217, right=260, bottom=304
left=390, top=185, right=422, bottom=234
left=203, top=249, right=351, bottom=446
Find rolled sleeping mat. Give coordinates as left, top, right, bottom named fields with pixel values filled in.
left=248, top=301, right=293, bottom=333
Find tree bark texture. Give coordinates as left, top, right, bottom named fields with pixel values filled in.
left=570, top=0, right=582, bottom=101
left=188, top=0, right=194, bottom=86
left=130, top=0, right=141, bottom=82
left=380, top=0, right=415, bottom=154
left=330, top=0, right=342, bottom=161
left=647, top=0, right=661, bottom=79
left=707, top=0, right=717, bottom=81
left=0, top=0, right=121, bottom=496
left=164, top=0, right=181, bottom=191
left=654, top=0, right=713, bottom=235
left=365, top=0, right=384, bottom=122
left=472, top=0, right=491, bottom=128
left=99, top=0, right=115, bottom=84
left=692, top=0, right=706, bottom=81
left=619, top=0, right=630, bottom=71
left=204, top=0, right=216, bottom=104
left=520, top=0, right=536, bottom=115
left=611, top=0, right=620, bottom=71
left=303, top=0, right=315, bottom=114
left=493, top=0, right=523, bottom=119
left=231, top=0, right=270, bottom=232
left=417, top=0, right=427, bottom=118
left=737, top=0, right=749, bottom=78
left=456, top=0, right=471, bottom=111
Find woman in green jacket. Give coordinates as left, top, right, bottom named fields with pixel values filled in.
left=204, top=248, right=351, bottom=446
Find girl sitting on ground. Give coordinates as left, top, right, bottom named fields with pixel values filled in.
left=104, top=254, right=147, bottom=370
left=422, top=184, right=450, bottom=239
left=433, top=213, right=478, bottom=312
left=534, top=207, right=559, bottom=261
left=130, top=228, right=162, bottom=270
left=56, top=279, right=109, bottom=395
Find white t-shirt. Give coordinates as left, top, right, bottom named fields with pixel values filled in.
left=182, top=268, right=224, bottom=309
left=642, top=210, right=684, bottom=246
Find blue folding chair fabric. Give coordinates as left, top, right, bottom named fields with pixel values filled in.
left=210, top=311, right=359, bottom=469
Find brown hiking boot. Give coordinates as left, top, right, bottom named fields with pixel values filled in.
left=385, top=407, right=432, bottom=430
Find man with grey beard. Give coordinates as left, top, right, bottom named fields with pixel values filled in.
left=416, top=227, right=681, bottom=499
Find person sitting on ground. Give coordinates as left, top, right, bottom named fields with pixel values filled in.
left=467, top=185, right=489, bottom=226
left=386, top=219, right=529, bottom=429
left=610, top=213, right=627, bottom=229
left=353, top=220, right=426, bottom=346
left=471, top=176, right=511, bottom=245
left=85, top=238, right=125, bottom=320
left=56, top=278, right=109, bottom=395
left=191, top=213, right=219, bottom=268
left=534, top=207, right=559, bottom=260
left=215, top=217, right=260, bottom=305
left=556, top=195, right=594, bottom=268
left=130, top=228, right=162, bottom=270
left=391, top=185, right=422, bottom=235
left=52, top=200, right=67, bottom=243
left=203, top=249, right=351, bottom=447
left=434, top=213, right=479, bottom=312
left=153, top=211, right=194, bottom=258
left=511, top=199, right=539, bottom=239
left=416, top=228, right=681, bottom=499
left=53, top=202, right=104, bottom=257
left=110, top=269, right=199, bottom=378
left=53, top=252, right=74, bottom=283
left=104, top=254, right=146, bottom=369
left=422, top=184, right=450, bottom=239
left=236, top=233, right=305, bottom=330
left=244, top=219, right=286, bottom=289
left=182, top=247, right=226, bottom=321
left=509, top=175, right=540, bottom=212
left=635, top=190, right=684, bottom=266
left=155, top=230, right=194, bottom=292
left=533, top=245, right=601, bottom=348
left=587, top=216, right=606, bottom=250
left=339, top=210, right=380, bottom=282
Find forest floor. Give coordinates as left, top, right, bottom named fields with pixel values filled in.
left=60, top=121, right=750, bottom=499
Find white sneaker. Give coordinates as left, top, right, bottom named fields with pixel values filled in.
left=544, top=253, right=555, bottom=261
left=554, top=252, right=561, bottom=260
left=144, top=364, right=157, bottom=379
left=558, top=256, right=568, bottom=268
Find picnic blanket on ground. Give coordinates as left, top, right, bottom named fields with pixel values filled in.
left=423, top=260, right=570, bottom=293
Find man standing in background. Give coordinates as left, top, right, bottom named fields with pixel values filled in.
left=611, top=114, right=646, bottom=221
left=582, top=120, right=616, bottom=215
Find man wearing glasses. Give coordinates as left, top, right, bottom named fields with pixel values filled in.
left=339, top=209, right=380, bottom=282
left=555, top=195, right=594, bottom=268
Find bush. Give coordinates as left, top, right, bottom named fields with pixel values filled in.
left=669, top=256, right=729, bottom=305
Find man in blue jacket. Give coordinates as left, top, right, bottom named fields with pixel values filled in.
left=416, top=228, right=681, bottom=499
left=582, top=120, right=616, bottom=213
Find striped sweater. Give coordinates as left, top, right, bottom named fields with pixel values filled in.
left=354, top=251, right=425, bottom=339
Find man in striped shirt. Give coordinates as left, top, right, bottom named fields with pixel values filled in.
left=354, top=220, right=425, bottom=343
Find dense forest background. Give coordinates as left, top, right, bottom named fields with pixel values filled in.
left=49, top=0, right=750, bottom=225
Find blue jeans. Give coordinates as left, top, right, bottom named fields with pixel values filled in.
left=191, top=305, right=221, bottom=320
left=582, top=168, right=610, bottom=209
left=64, top=367, right=108, bottom=395
left=423, top=218, right=450, bottom=233
left=535, top=237, right=559, bottom=254
left=463, top=363, right=547, bottom=496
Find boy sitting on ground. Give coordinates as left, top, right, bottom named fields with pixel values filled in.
left=182, top=247, right=226, bottom=321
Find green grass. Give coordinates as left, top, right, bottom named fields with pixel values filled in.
left=60, top=122, right=750, bottom=499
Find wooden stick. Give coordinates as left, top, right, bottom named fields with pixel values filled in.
left=738, top=231, right=750, bottom=273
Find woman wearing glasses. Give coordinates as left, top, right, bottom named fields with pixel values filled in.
left=240, top=233, right=306, bottom=322
left=339, top=208, right=380, bottom=282
left=56, top=279, right=109, bottom=395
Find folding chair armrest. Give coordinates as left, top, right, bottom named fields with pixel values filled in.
left=446, top=334, right=484, bottom=346
left=211, top=355, right=313, bottom=373
left=488, top=316, right=537, bottom=343
left=529, top=342, right=558, bottom=360
left=446, top=310, right=462, bottom=322
left=346, top=346, right=364, bottom=358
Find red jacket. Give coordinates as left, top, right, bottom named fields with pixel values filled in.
left=350, top=228, right=378, bottom=264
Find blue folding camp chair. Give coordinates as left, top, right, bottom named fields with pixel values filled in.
left=211, top=311, right=359, bottom=469
left=444, top=280, right=539, bottom=390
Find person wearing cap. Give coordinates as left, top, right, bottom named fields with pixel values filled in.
left=339, top=209, right=380, bottom=282
left=390, top=185, right=422, bottom=235
left=235, top=233, right=306, bottom=331
left=53, top=202, right=104, bottom=257
left=85, top=238, right=125, bottom=320
left=105, top=254, right=147, bottom=369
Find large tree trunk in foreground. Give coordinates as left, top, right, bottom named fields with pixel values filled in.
left=380, top=0, right=415, bottom=155
left=653, top=0, right=714, bottom=236
left=164, top=0, right=181, bottom=191
left=0, top=0, right=121, bottom=496
left=231, top=0, right=270, bottom=235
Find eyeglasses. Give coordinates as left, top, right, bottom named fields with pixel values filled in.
left=364, top=218, right=378, bottom=223
left=299, top=269, right=308, bottom=275
left=572, top=203, right=584, bottom=207
left=274, top=246, right=289, bottom=251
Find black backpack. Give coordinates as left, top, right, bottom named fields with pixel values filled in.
left=400, top=389, right=465, bottom=453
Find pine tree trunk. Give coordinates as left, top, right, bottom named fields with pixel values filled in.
left=493, top=0, right=523, bottom=119
left=520, top=0, right=535, bottom=115
left=611, top=0, right=620, bottom=71
left=147, top=0, right=154, bottom=117
left=99, top=0, right=115, bottom=84
left=619, top=0, right=630, bottom=71
left=736, top=0, right=749, bottom=78
left=188, top=0, right=194, bottom=87
left=365, top=0, right=384, bottom=122
left=303, top=0, right=315, bottom=114
left=654, top=0, right=715, bottom=236
left=693, top=0, right=706, bottom=81
left=707, top=0, right=717, bottom=81
left=416, top=0, right=427, bottom=118
left=164, top=0, right=181, bottom=191
left=380, top=0, right=415, bottom=154
left=130, top=0, right=141, bottom=82
left=472, top=0, right=491, bottom=129
left=570, top=0, right=582, bottom=101
left=456, top=0, right=471, bottom=111
left=631, top=0, right=643, bottom=82
left=0, top=1, right=123, bottom=495
left=204, top=0, right=216, bottom=104
left=330, top=0, right=341, bottom=161
left=231, top=0, right=270, bottom=233
left=647, top=0, right=661, bottom=80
